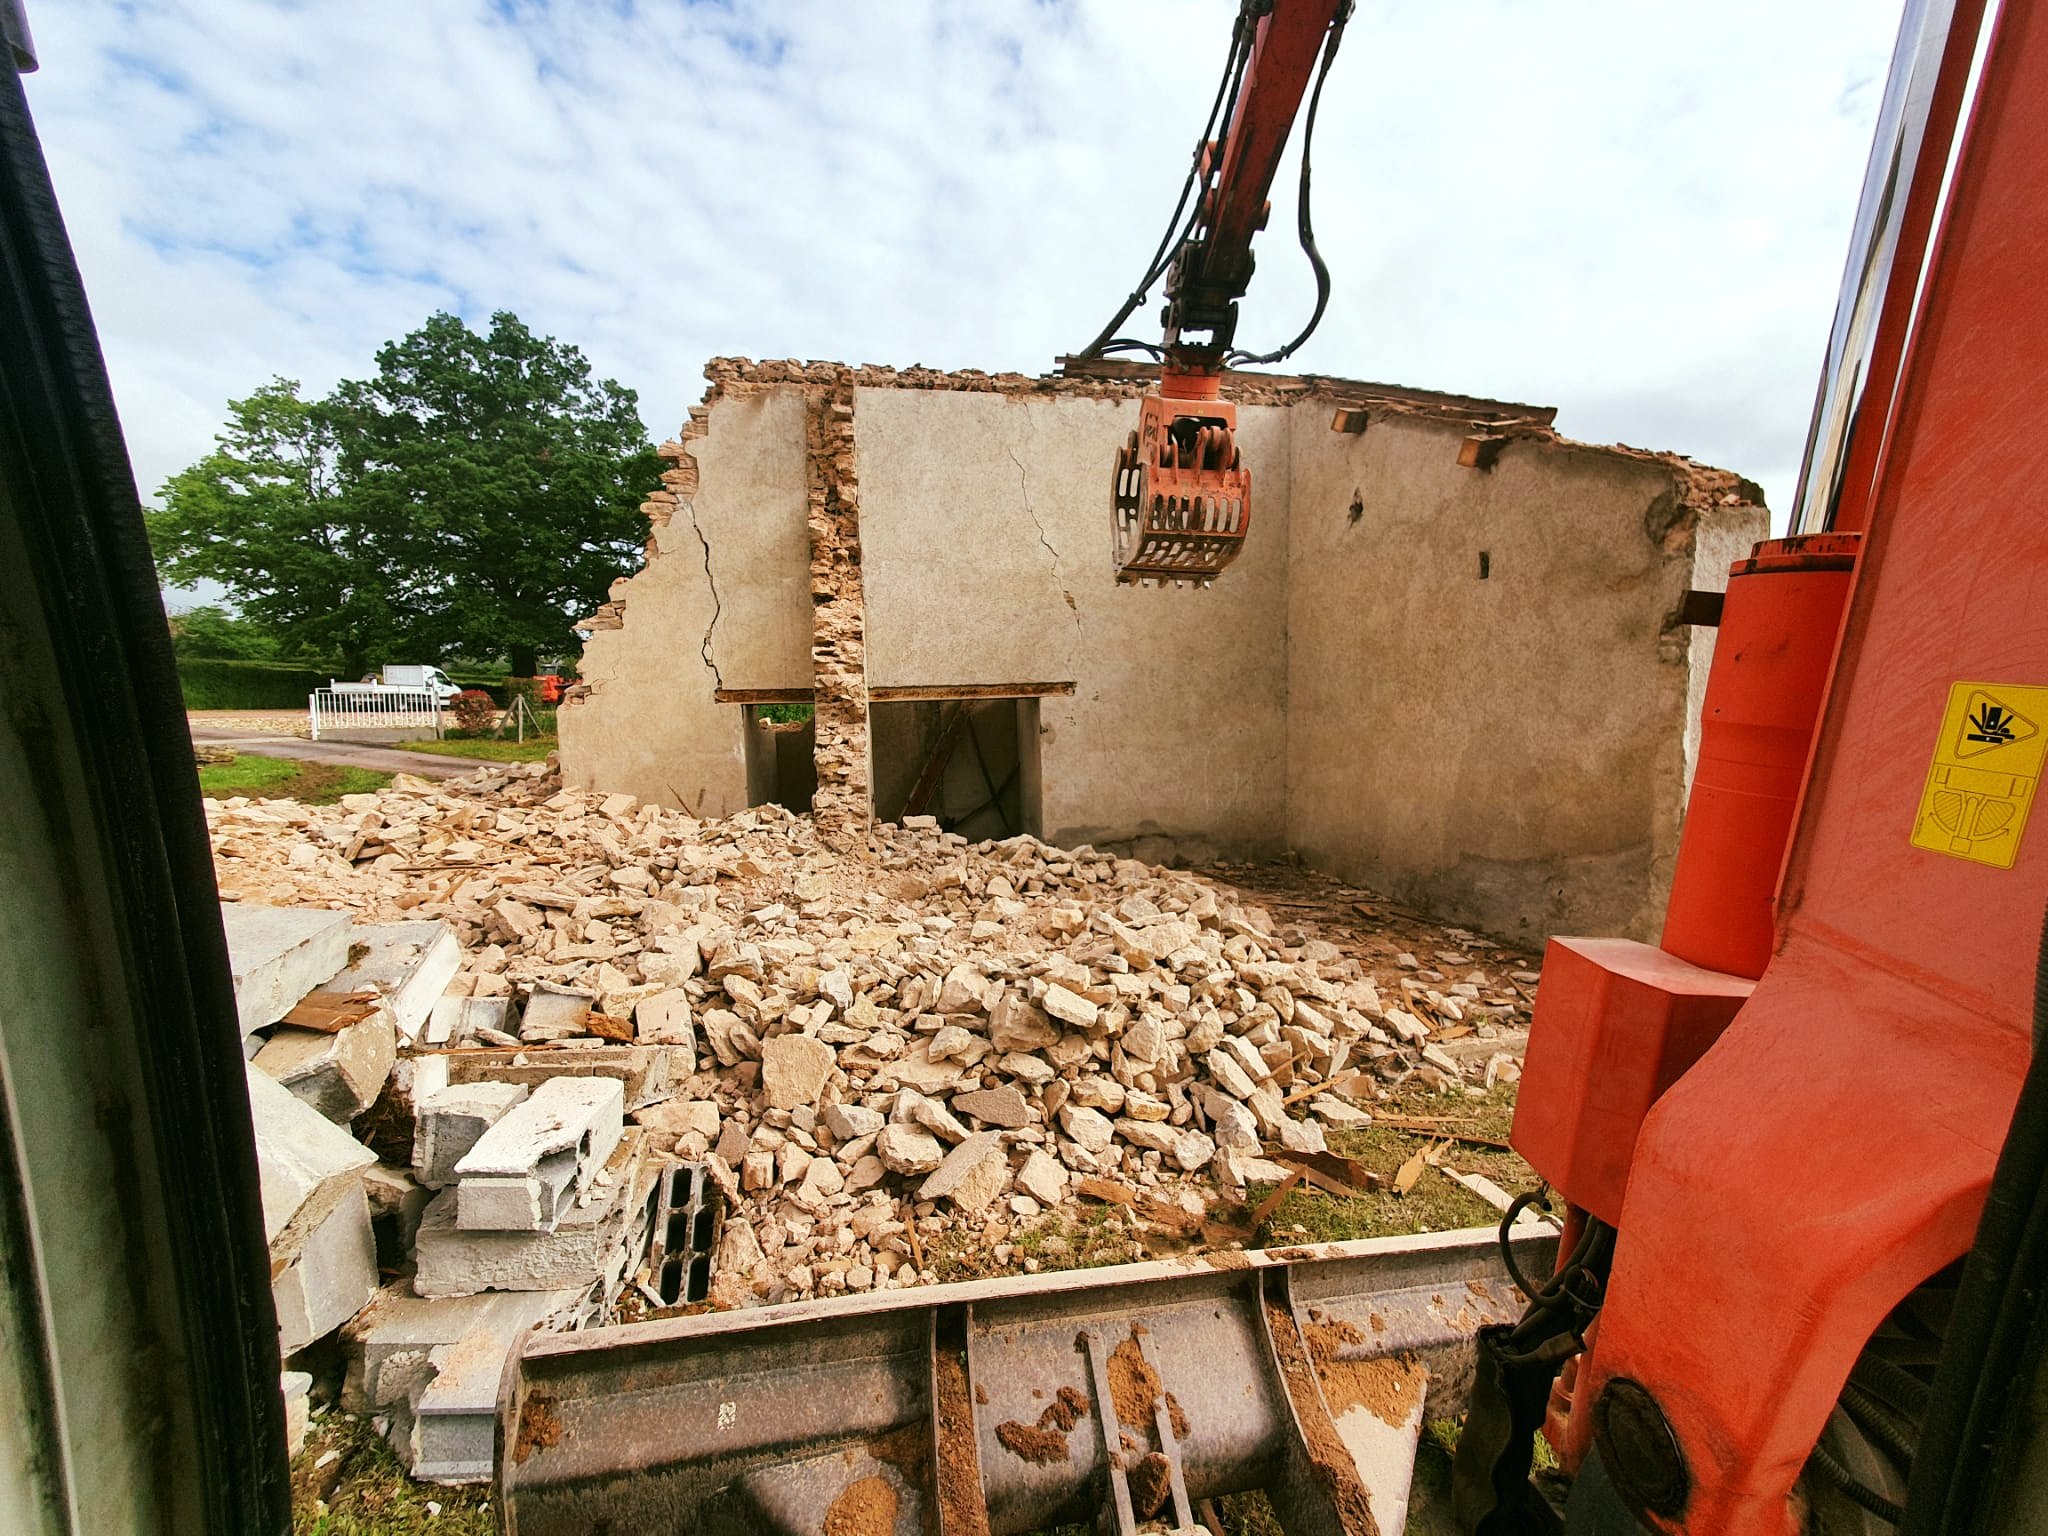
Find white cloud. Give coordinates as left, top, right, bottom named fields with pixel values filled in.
left=26, top=0, right=1902, bottom=519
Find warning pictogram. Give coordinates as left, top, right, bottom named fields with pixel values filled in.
left=1956, top=691, right=2037, bottom=757
left=1912, top=682, right=2048, bottom=869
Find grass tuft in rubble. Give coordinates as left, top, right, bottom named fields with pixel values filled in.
left=291, top=1412, right=493, bottom=1536
left=1249, top=1084, right=1536, bottom=1248
left=199, top=754, right=395, bottom=805
left=395, top=735, right=557, bottom=762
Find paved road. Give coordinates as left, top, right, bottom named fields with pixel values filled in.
left=189, top=729, right=476, bottom=780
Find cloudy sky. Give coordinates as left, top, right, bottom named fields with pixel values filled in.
left=28, top=0, right=1902, bottom=526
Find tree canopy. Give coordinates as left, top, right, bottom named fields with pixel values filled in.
left=148, top=311, right=658, bottom=677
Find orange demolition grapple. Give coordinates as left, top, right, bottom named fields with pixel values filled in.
left=1084, top=0, right=1353, bottom=587
left=1111, top=383, right=1249, bottom=586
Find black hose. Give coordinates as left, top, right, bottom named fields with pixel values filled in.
left=2035, top=899, right=2047, bottom=1056
left=1850, top=1354, right=1933, bottom=1420
left=1497, top=1189, right=1554, bottom=1296
left=1226, top=3, right=1350, bottom=366
left=1810, top=1439, right=1908, bottom=1524
left=1074, top=3, right=1255, bottom=360
left=1841, top=1382, right=1919, bottom=1473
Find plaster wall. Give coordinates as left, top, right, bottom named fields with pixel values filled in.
left=1283, top=412, right=1766, bottom=941
left=561, top=362, right=1768, bottom=943
left=855, top=388, right=1291, bottom=859
left=559, top=387, right=810, bottom=814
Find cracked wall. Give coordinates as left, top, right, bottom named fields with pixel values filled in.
left=560, top=384, right=810, bottom=816
left=562, top=358, right=1766, bottom=940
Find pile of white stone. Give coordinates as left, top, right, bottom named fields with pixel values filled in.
left=226, top=902, right=665, bottom=1484
left=211, top=762, right=1534, bottom=1344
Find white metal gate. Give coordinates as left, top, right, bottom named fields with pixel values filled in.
left=308, top=687, right=444, bottom=741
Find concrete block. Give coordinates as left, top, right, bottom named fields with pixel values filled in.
left=345, top=1284, right=576, bottom=1429
left=281, top=1371, right=312, bottom=1458
left=313, top=921, right=461, bottom=1043
left=635, top=988, right=695, bottom=1050
left=444, top=1043, right=682, bottom=1110
left=274, top=1186, right=377, bottom=1354
left=221, top=904, right=352, bottom=1035
left=412, top=1131, right=657, bottom=1298
left=247, top=1062, right=376, bottom=1268
left=252, top=1008, right=397, bottom=1123
left=519, top=984, right=594, bottom=1044
left=413, top=1082, right=530, bottom=1189
left=362, top=1163, right=432, bottom=1268
left=412, top=1327, right=525, bottom=1482
left=426, top=994, right=516, bottom=1047
left=453, top=1077, right=624, bottom=1231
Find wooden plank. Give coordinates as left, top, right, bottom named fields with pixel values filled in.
left=1075, top=1177, right=1139, bottom=1206
left=1247, top=1171, right=1305, bottom=1229
left=903, top=704, right=971, bottom=818
left=1272, top=1149, right=1377, bottom=1193
left=714, top=681, right=1078, bottom=705
left=712, top=687, right=812, bottom=705
left=1375, top=1114, right=1514, bottom=1151
left=279, top=990, right=380, bottom=1033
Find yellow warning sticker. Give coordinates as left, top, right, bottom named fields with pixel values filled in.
left=1910, top=682, right=2048, bottom=869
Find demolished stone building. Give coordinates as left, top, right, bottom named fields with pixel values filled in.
left=561, top=359, right=1766, bottom=943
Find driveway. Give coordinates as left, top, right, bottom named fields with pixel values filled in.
left=188, top=728, right=476, bottom=780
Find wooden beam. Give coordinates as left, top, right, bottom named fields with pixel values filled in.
left=715, top=682, right=1076, bottom=705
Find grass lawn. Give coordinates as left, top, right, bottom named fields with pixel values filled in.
left=393, top=735, right=557, bottom=763
left=292, top=1413, right=492, bottom=1536
left=198, top=754, right=394, bottom=805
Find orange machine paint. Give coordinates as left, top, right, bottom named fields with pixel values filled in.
left=1659, top=534, right=1860, bottom=981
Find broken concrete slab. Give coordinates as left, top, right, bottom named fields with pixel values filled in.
left=425, top=994, right=516, bottom=1048
left=350, top=1286, right=577, bottom=1490
left=313, top=921, right=461, bottom=1043
left=221, top=903, right=352, bottom=1035
left=413, top=1081, right=530, bottom=1189
left=252, top=1006, right=396, bottom=1123
left=519, top=984, right=595, bottom=1044
left=453, top=1077, right=625, bottom=1232
left=348, top=1283, right=580, bottom=1413
left=443, top=1043, right=681, bottom=1111
left=247, top=1062, right=377, bottom=1269
left=362, top=1163, right=432, bottom=1269
left=634, top=988, right=696, bottom=1050
left=274, top=1184, right=377, bottom=1355
left=282, top=1371, right=312, bottom=1457
left=412, top=1133, right=657, bottom=1298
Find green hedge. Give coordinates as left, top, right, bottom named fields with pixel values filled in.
left=177, top=658, right=331, bottom=710
left=176, top=658, right=514, bottom=711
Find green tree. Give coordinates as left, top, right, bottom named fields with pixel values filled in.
left=149, top=379, right=401, bottom=676
left=166, top=604, right=282, bottom=660
left=147, top=314, right=658, bottom=678
left=328, top=311, right=658, bottom=677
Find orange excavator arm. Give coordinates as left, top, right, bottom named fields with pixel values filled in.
left=1082, top=0, right=1352, bottom=586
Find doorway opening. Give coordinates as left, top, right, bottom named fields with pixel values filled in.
left=742, top=705, right=817, bottom=813
left=871, top=698, right=1040, bottom=841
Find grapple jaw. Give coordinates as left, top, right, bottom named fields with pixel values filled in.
left=1112, top=392, right=1250, bottom=586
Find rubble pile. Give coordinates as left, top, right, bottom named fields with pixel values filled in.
left=213, top=762, right=1535, bottom=1478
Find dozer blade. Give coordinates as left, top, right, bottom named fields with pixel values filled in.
left=496, top=1224, right=1555, bottom=1535
left=1113, top=393, right=1251, bottom=587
